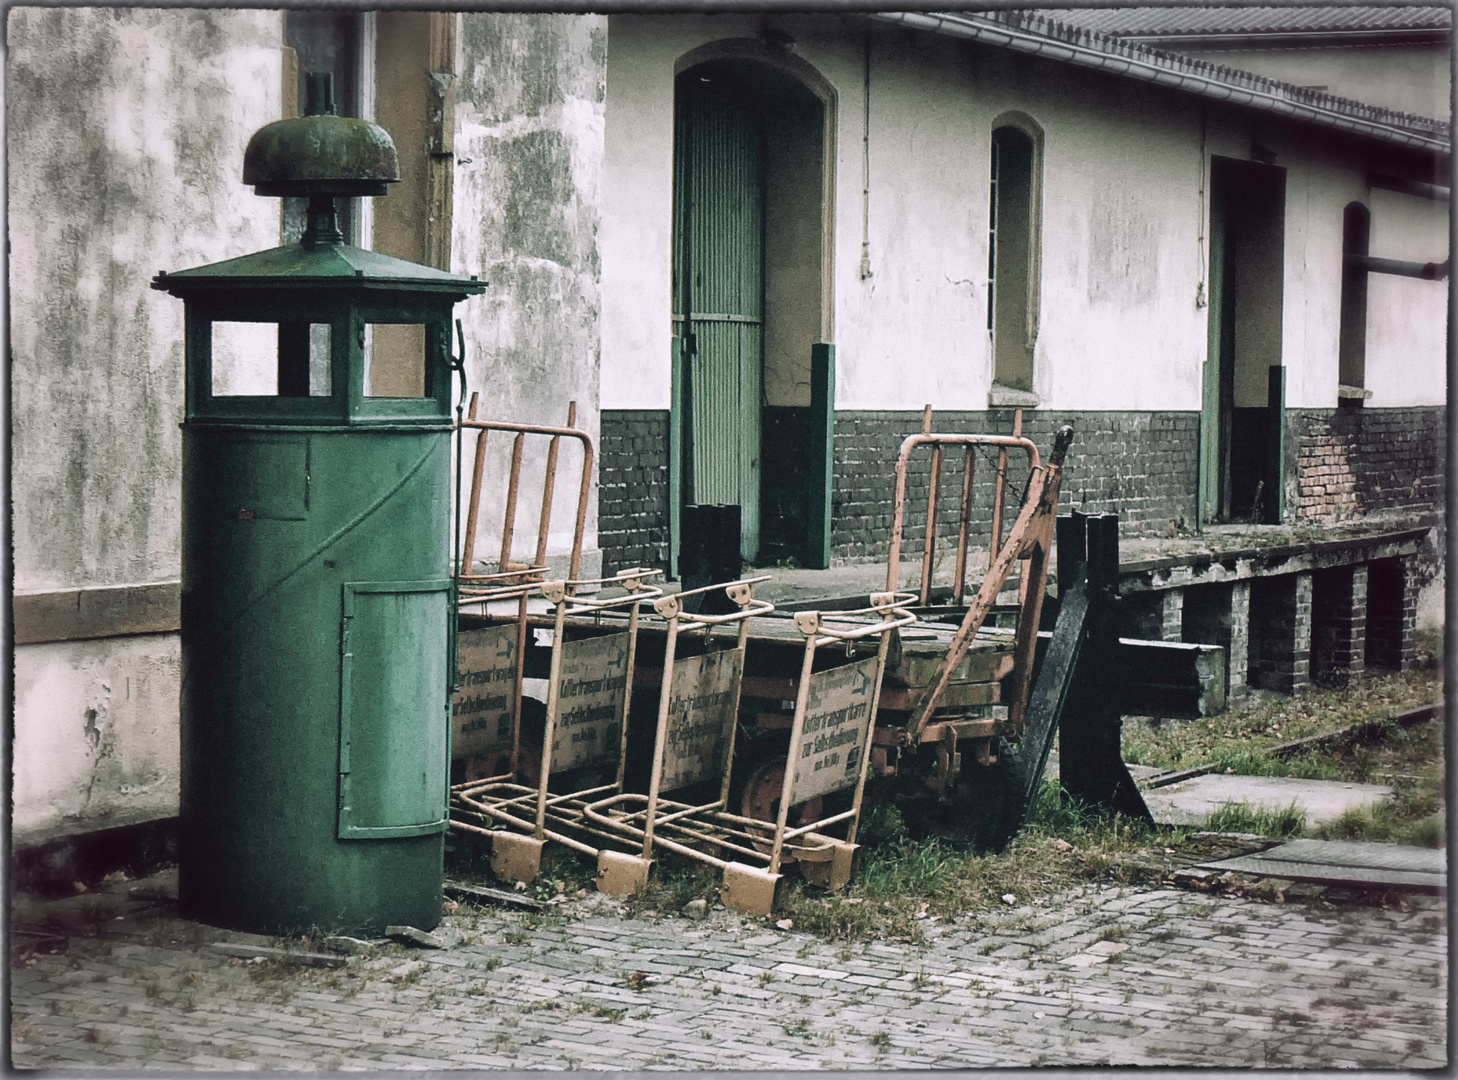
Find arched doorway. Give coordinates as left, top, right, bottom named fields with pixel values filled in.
left=672, top=53, right=831, bottom=566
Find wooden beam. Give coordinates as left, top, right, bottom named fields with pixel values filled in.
left=14, top=583, right=181, bottom=645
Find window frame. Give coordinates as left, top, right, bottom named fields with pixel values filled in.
left=986, top=114, right=1045, bottom=405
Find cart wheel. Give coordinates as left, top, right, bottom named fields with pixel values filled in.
left=733, top=741, right=824, bottom=864
left=910, top=740, right=1022, bottom=854
left=513, top=697, right=546, bottom=788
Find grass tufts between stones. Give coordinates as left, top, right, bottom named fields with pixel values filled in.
left=774, top=781, right=1178, bottom=942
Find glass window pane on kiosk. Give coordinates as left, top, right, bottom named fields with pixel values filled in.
left=211, top=321, right=332, bottom=397
left=300, top=322, right=332, bottom=397
left=363, top=323, right=427, bottom=398
left=211, top=321, right=276, bottom=396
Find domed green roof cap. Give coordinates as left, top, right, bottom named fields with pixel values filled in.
left=242, top=73, right=400, bottom=198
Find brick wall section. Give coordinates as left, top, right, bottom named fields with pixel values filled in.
left=1120, top=592, right=1166, bottom=640
left=600, top=406, right=1444, bottom=584
left=1159, top=590, right=1185, bottom=642
left=1311, top=564, right=1367, bottom=687
left=1182, top=581, right=1252, bottom=705
left=1119, top=590, right=1184, bottom=643
left=598, top=410, right=672, bottom=577
left=1227, top=581, right=1251, bottom=704
left=1248, top=571, right=1313, bottom=695
left=1291, top=406, right=1446, bottom=524
left=832, top=410, right=1200, bottom=564
left=1366, top=556, right=1418, bottom=672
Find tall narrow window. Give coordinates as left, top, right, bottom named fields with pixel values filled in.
left=986, top=136, right=999, bottom=333
left=988, top=123, right=1041, bottom=403
left=1338, top=201, right=1370, bottom=408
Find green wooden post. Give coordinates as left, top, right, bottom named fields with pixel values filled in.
left=669, top=336, right=684, bottom=580
left=1198, top=193, right=1226, bottom=531
left=807, top=343, right=835, bottom=569
left=1199, top=358, right=1218, bottom=531
left=1265, top=364, right=1286, bottom=524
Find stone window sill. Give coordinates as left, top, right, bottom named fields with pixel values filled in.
left=989, top=384, right=1040, bottom=408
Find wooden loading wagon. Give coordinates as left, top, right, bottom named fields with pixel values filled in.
left=445, top=404, right=1102, bottom=909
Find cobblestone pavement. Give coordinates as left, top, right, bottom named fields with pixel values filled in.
left=10, top=874, right=1447, bottom=1070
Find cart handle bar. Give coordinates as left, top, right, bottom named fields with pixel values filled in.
left=792, top=592, right=918, bottom=645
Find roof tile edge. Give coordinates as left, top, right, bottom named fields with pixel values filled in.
left=882, top=10, right=1450, bottom=151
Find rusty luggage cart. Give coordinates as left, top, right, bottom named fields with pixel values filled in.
left=823, top=417, right=1149, bottom=850
left=448, top=400, right=1076, bottom=881
left=580, top=586, right=915, bottom=915
left=451, top=571, right=539, bottom=784
left=451, top=396, right=594, bottom=782
left=450, top=569, right=661, bottom=889
left=725, top=414, right=1074, bottom=850
left=456, top=393, right=590, bottom=589
left=883, top=415, right=1073, bottom=772
left=575, top=577, right=770, bottom=901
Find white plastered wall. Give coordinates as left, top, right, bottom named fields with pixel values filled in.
left=1024, top=73, right=1210, bottom=411
left=452, top=14, right=608, bottom=575
left=9, top=8, right=283, bottom=843
left=1276, top=134, right=1356, bottom=410
left=13, top=639, right=184, bottom=842
left=1231, top=123, right=1449, bottom=411
left=602, top=16, right=1449, bottom=422
left=602, top=17, right=1245, bottom=415
left=1364, top=188, right=1450, bottom=408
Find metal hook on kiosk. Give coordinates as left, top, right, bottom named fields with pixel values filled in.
left=450, top=318, right=468, bottom=412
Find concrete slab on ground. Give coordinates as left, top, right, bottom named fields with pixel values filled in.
left=1198, top=838, right=1446, bottom=893
left=1140, top=774, right=1392, bottom=828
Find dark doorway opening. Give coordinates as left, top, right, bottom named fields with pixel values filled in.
left=1203, top=156, right=1287, bottom=525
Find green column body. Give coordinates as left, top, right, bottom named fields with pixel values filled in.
left=154, top=88, right=485, bottom=935
left=179, top=423, right=452, bottom=936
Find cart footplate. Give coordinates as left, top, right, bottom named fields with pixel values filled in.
left=490, top=832, right=545, bottom=885
left=793, top=835, right=860, bottom=892
left=721, top=862, right=786, bottom=917
left=597, top=850, right=654, bottom=896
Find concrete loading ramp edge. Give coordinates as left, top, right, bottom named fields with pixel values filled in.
left=1139, top=773, right=1393, bottom=828
left=1198, top=838, right=1447, bottom=893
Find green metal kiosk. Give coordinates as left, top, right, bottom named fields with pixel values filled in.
left=154, top=75, right=485, bottom=934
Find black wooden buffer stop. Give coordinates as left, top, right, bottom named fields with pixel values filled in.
left=1054, top=512, right=1153, bottom=819
left=991, top=511, right=1152, bottom=850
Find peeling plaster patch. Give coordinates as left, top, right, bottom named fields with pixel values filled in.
left=461, top=13, right=606, bottom=124
left=83, top=709, right=102, bottom=749
left=14, top=637, right=182, bottom=841
left=498, top=130, right=578, bottom=265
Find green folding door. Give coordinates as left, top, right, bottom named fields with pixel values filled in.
left=673, top=72, right=765, bottom=563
